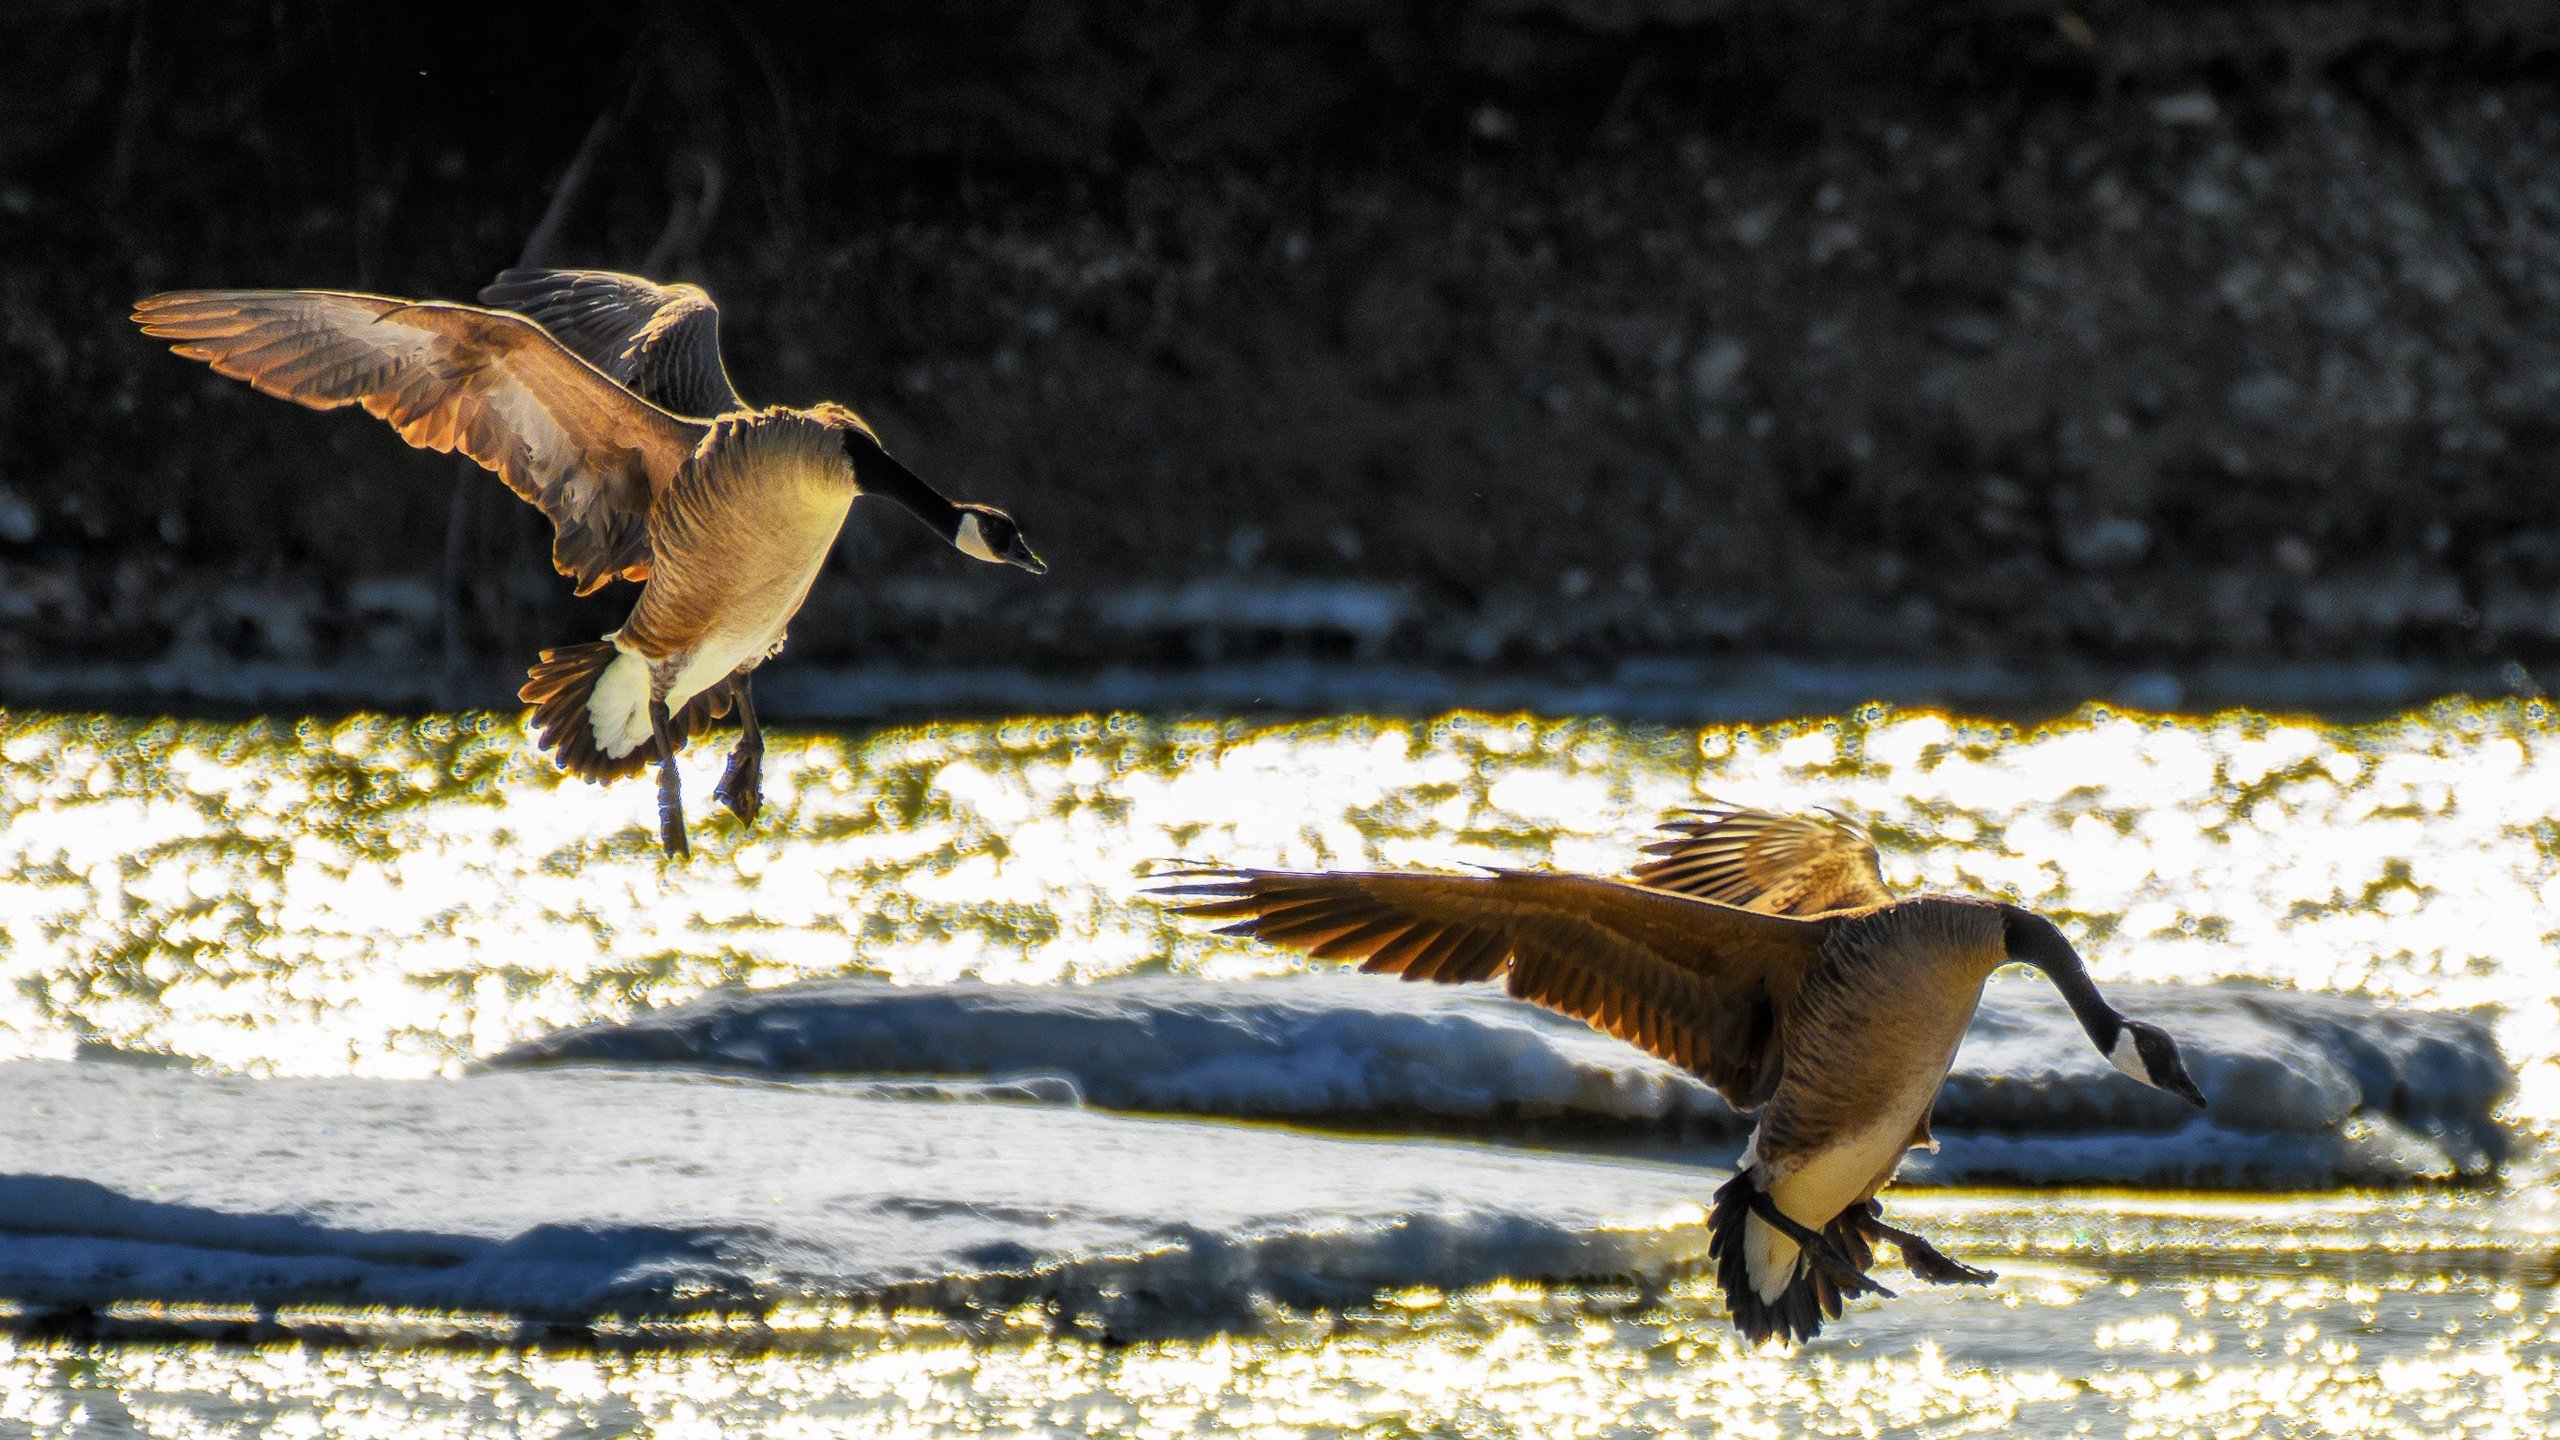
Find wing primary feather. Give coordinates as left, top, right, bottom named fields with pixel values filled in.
left=1254, top=907, right=1376, bottom=947
left=1393, top=924, right=1470, bottom=981
left=135, top=289, right=703, bottom=594
left=1153, top=864, right=1831, bottom=1108
left=1361, top=925, right=1450, bottom=977
left=1630, top=803, right=1893, bottom=915
left=1307, top=917, right=1416, bottom=962
left=1361, top=923, right=1446, bottom=975
left=1440, top=928, right=1512, bottom=984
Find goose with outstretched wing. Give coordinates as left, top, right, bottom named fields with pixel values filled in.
left=1154, top=803, right=2206, bottom=1345
left=136, top=274, right=1044, bottom=857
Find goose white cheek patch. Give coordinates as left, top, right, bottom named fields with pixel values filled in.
left=954, top=513, right=1001, bottom=564
left=2108, top=1031, right=2152, bottom=1087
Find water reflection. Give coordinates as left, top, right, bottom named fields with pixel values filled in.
left=0, top=1248, right=2546, bottom=1438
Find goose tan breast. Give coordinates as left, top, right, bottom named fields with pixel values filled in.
left=1752, top=902, right=2008, bottom=1179
left=618, top=411, right=857, bottom=694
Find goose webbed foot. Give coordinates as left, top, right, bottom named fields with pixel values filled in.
left=712, top=678, right=764, bottom=827
left=649, top=697, right=690, bottom=859
left=1901, top=1242, right=1996, bottom=1287
left=713, top=733, right=763, bottom=827
left=1749, top=1191, right=1895, bottom=1300
left=1860, top=1202, right=1995, bottom=1286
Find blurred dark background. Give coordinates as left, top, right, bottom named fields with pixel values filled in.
left=5, top=0, right=2559, bottom=717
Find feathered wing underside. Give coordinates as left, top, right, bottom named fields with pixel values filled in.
left=480, top=268, right=743, bottom=419
left=134, top=290, right=706, bottom=595
left=1632, top=804, right=1893, bottom=915
left=1157, top=868, right=1830, bottom=1109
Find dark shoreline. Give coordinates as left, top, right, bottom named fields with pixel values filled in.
left=8, top=3, right=2560, bottom=699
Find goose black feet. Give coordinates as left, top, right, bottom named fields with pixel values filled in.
left=1858, top=1202, right=1996, bottom=1285
left=1899, top=1239, right=1996, bottom=1286
left=714, top=737, right=763, bottom=827
left=1750, top=1190, right=1895, bottom=1300
left=649, top=697, right=689, bottom=859
left=713, top=677, right=764, bottom=827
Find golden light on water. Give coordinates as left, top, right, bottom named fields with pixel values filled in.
left=1, top=701, right=2553, bottom=1128
left=0, top=1254, right=2546, bottom=1437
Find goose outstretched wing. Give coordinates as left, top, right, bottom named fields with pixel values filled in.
left=1632, top=803, right=1893, bottom=915
left=480, top=267, right=742, bottom=419
left=136, top=290, right=706, bottom=594
left=1156, top=867, right=1831, bottom=1109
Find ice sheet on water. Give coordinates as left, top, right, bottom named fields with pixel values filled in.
left=493, top=973, right=1733, bottom=1131
left=1914, top=984, right=2512, bottom=1186
left=0, top=971, right=2513, bottom=1332
left=0, top=1062, right=1713, bottom=1334
left=489, top=974, right=2512, bottom=1187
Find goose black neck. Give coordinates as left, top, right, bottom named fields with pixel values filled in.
left=2002, top=906, right=2124, bottom=1051
left=846, top=429, right=962, bottom=538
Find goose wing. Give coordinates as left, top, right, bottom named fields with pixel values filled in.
left=1157, top=867, right=1830, bottom=1109
left=480, top=268, right=742, bottom=419
left=1631, top=803, right=1893, bottom=915
left=135, top=290, right=707, bottom=595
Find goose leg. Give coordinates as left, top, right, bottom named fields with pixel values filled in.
left=713, top=675, right=764, bottom=827
left=1859, top=1202, right=1996, bottom=1285
left=1747, top=1191, right=1896, bottom=1300
left=649, top=697, right=690, bottom=859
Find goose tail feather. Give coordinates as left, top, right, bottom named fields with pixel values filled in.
left=519, top=640, right=731, bottom=783
left=1707, top=1171, right=1873, bottom=1345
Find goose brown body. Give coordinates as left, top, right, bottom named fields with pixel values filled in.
left=1156, top=802, right=2209, bottom=1344
left=135, top=271, right=1044, bottom=855
left=617, top=408, right=861, bottom=715
left=1734, top=899, right=2006, bottom=1322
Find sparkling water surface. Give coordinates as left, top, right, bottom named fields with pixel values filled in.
left=0, top=701, right=2553, bottom=1436
left=0, top=1252, right=2549, bottom=1439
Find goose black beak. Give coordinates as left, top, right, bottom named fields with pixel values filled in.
left=1009, top=547, right=1049, bottom=576
left=2166, top=1071, right=2208, bottom=1110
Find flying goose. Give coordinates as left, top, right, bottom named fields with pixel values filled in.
left=134, top=272, right=1045, bottom=857
left=1155, top=802, right=2207, bottom=1344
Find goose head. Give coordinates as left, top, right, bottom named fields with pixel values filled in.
left=951, top=504, right=1048, bottom=574
left=2000, top=903, right=2208, bottom=1110
left=836, top=420, right=1048, bottom=574
left=2106, top=1018, right=2208, bottom=1109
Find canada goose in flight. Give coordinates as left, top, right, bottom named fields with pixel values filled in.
left=1156, top=802, right=2207, bottom=1344
left=133, top=271, right=1045, bottom=857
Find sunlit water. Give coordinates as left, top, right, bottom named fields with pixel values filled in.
left=0, top=701, right=2554, bottom=1436
left=0, top=1233, right=2551, bottom=1439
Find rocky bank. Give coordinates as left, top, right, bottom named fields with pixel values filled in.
left=4, top=1, right=2558, bottom=717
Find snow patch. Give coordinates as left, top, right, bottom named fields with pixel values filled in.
left=493, top=973, right=1734, bottom=1133
left=489, top=975, right=2514, bottom=1187
left=0, top=1063, right=1712, bottom=1334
